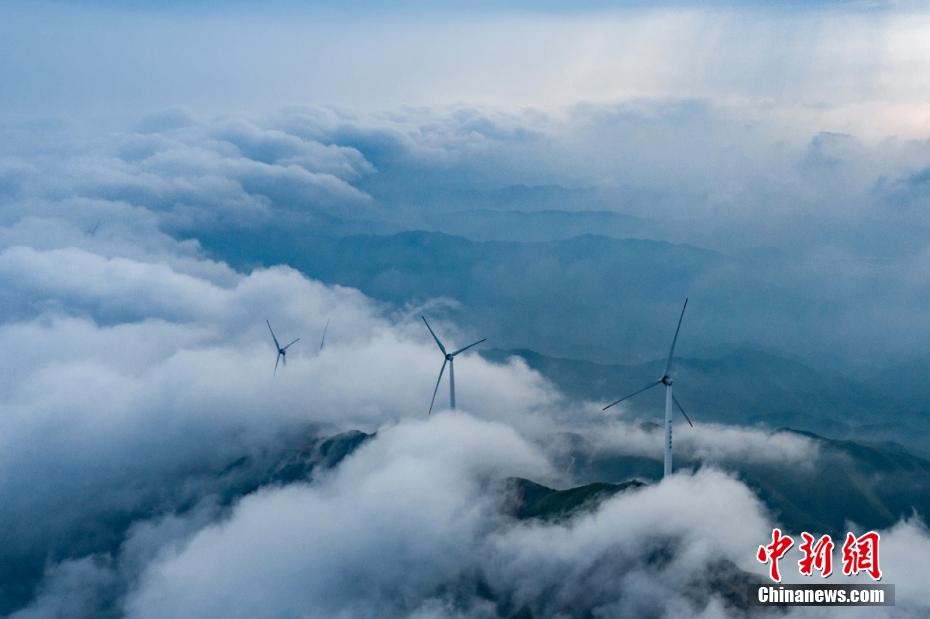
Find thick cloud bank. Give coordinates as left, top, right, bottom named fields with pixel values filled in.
left=0, top=144, right=562, bottom=614
left=53, top=419, right=929, bottom=619
left=124, top=414, right=548, bottom=619
left=0, top=252, right=558, bottom=579
left=122, top=421, right=769, bottom=619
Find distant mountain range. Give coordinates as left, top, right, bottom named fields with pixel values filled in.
left=482, top=347, right=925, bottom=448
left=197, top=221, right=930, bottom=445
left=201, top=225, right=919, bottom=382
left=201, top=228, right=723, bottom=363
left=414, top=209, right=658, bottom=242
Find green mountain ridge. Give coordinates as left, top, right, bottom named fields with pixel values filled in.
left=502, top=477, right=646, bottom=522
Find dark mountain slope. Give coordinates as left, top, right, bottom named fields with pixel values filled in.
left=484, top=347, right=926, bottom=450
left=570, top=427, right=930, bottom=536
left=501, top=477, right=645, bottom=522
left=0, top=429, right=372, bottom=616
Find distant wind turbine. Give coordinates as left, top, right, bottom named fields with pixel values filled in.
left=267, top=320, right=300, bottom=375
left=422, top=316, right=486, bottom=414
left=320, top=318, right=330, bottom=351
left=603, top=299, right=694, bottom=478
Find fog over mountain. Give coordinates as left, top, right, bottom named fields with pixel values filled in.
left=3, top=1, right=930, bottom=617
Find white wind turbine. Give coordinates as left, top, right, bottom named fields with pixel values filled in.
left=266, top=320, right=300, bottom=375
left=422, top=316, right=486, bottom=414
left=603, top=299, right=694, bottom=478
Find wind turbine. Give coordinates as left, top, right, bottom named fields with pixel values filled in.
left=319, top=318, right=330, bottom=352
left=603, top=299, right=694, bottom=478
left=267, top=320, right=300, bottom=375
left=422, top=316, right=486, bottom=414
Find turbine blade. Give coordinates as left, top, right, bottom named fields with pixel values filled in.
left=274, top=353, right=281, bottom=375
left=283, top=338, right=300, bottom=351
left=266, top=320, right=280, bottom=350
left=673, top=394, right=694, bottom=428
left=421, top=315, right=446, bottom=355
left=451, top=338, right=486, bottom=356
left=602, top=380, right=663, bottom=411
left=428, top=358, right=448, bottom=415
left=320, top=318, right=330, bottom=351
left=663, top=298, right=688, bottom=377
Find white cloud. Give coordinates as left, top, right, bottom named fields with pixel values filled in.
left=586, top=419, right=819, bottom=469
left=0, top=218, right=561, bottom=584
left=125, top=413, right=551, bottom=619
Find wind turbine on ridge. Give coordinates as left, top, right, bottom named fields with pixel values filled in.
left=422, top=315, right=486, bottom=414
left=603, top=298, right=694, bottom=478
left=267, top=320, right=300, bottom=375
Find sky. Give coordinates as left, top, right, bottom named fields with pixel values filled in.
left=4, top=1, right=930, bottom=617
left=3, top=1, right=930, bottom=138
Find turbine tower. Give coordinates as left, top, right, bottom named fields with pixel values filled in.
left=267, top=320, right=300, bottom=375
left=422, top=315, right=486, bottom=414
left=603, top=299, right=694, bottom=478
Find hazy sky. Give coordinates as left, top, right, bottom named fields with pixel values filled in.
left=3, top=1, right=930, bottom=139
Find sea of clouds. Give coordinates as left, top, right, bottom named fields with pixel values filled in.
left=1, top=103, right=930, bottom=617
